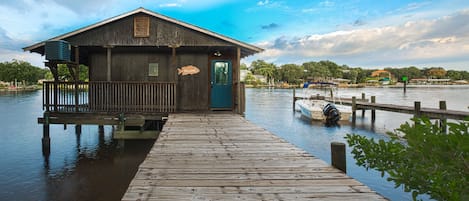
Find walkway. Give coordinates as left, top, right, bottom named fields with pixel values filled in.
left=122, top=113, right=386, bottom=201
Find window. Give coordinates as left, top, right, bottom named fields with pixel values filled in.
left=134, top=16, right=150, bottom=37
left=148, top=63, right=158, bottom=76
left=214, top=62, right=229, bottom=84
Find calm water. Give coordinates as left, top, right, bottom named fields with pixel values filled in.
left=244, top=86, right=469, bottom=201
left=0, top=87, right=467, bottom=201
left=0, top=90, right=154, bottom=201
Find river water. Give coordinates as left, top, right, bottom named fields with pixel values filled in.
left=244, top=86, right=469, bottom=201
left=0, top=87, right=467, bottom=201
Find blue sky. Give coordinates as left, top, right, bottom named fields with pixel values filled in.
left=1, top=0, right=469, bottom=70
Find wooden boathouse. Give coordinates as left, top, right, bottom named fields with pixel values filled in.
left=23, top=8, right=263, bottom=149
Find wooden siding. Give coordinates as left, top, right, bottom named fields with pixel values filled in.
left=66, top=13, right=232, bottom=47
left=88, top=49, right=210, bottom=111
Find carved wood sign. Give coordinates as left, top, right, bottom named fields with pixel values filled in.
left=134, top=16, right=150, bottom=37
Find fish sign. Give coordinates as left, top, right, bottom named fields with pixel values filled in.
left=177, top=65, right=200, bottom=76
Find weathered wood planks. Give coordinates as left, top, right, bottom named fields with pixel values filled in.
left=122, top=113, right=387, bottom=201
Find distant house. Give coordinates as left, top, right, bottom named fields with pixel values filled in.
left=240, top=69, right=249, bottom=82
left=253, top=75, right=267, bottom=83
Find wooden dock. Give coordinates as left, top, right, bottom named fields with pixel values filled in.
left=122, top=113, right=386, bottom=201
left=294, top=92, right=469, bottom=120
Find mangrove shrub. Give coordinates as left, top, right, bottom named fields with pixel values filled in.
left=346, top=118, right=469, bottom=201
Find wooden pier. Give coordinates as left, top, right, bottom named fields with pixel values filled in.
left=122, top=113, right=386, bottom=201
left=294, top=91, right=469, bottom=121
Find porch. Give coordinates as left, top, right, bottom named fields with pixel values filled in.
left=42, top=81, right=177, bottom=114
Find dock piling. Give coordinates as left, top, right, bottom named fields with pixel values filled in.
left=371, top=96, right=376, bottom=123
left=352, top=96, right=357, bottom=122
left=439, top=101, right=447, bottom=133
left=292, top=88, right=296, bottom=111
left=42, top=112, right=50, bottom=155
left=361, top=93, right=366, bottom=117
left=99, top=125, right=104, bottom=134
left=75, top=124, right=82, bottom=134
left=414, top=101, right=421, bottom=118
left=331, top=142, right=346, bottom=173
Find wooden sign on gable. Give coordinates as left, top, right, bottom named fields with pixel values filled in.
left=134, top=16, right=150, bottom=37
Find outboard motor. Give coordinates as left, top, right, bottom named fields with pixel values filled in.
left=323, top=103, right=341, bottom=124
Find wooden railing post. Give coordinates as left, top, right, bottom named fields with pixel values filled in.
left=361, top=93, right=366, bottom=117
left=414, top=101, right=421, bottom=118
left=439, top=101, right=447, bottom=133
left=331, top=142, right=346, bottom=173
left=371, top=96, right=376, bottom=123
left=352, top=96, right=357, bottom=121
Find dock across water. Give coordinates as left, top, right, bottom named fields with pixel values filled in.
left=122, top=113, right=386, bottom=201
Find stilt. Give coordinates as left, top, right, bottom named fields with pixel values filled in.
left=361, top=93, right=365, bottom=117
left=414, top=101, right=421, bottom=118
left=99, top=125, right=105, bottom=134
left=371, top=96, right=376, bottom=123
left=331, top=142, right=346, bottom=173
left=42, top=112, right=51, bottom=155
left=63, top=124, right=67, bottom=130
left=439, top=101, right=447, bottom=133
left=75, top=124, right=82, bottom=134
left=292, top=88, right=296, bottom=112
left=351, top=96, right=357, bottom=123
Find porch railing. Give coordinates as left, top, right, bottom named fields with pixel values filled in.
left=43, top=81, right=177, bottom=113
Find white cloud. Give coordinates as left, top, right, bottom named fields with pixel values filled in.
left=319, top=0, right=335, bottom=7
left=159, top=3, right=182, bottom=8
left=257, top=0, right=270, bottom=6
left=250, top=10, right=469, bottom=70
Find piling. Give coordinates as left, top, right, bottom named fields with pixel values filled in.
left=75, top=124, right=82, bottom=134
left=292, top=88, right=296, bottom=111
left=404, top=81, right=407, bottom=93
left=361, top=93, right=366, bottom=117
left=352, top=96, right=357, bottom=121
left=99, top=125, right=105, bottom=134
left=439, top=101, right=447, bottom=133
left=331, top=142, right=346, bottom=173
left=371, top=96, right=376, bottom=123
left=414, top=101, right=421, bottom=118
left=42, top=112, right=50, bottom=155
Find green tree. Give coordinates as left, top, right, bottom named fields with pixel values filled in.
left=346, top=118, right=469, bottom=201
left=56, top=64, right=89, bottom=81
left=277, top=64, right=303, bottom=84
left=0, top=60, right=48, bottom=84
left=250, top=60, right=277, bottom=85
left=240, top=63, right=248, bottom=70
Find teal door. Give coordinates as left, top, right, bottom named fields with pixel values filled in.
left=210, top=60, right=232, bottom=108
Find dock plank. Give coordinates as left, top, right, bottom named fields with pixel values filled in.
left=122, top=113, right=386, bottom=201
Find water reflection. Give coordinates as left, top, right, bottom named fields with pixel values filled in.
left=42, top=126, right=154, bottom=201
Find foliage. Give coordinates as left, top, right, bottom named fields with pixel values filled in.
left=0, top=60, right=48, bottom=84
left=250, top=60, right=277, bottom=85
left=277, top=64, right=303, bottom=84
left=55, top=64, right=89, bottom=81
left=346, top=118, right=469, bottom=201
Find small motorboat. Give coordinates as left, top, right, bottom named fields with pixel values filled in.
left=297, top=99, right=349, bottom=124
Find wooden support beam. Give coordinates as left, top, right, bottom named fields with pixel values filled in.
left=414, top=101, right=421, bottom=118
left=331, top=142, right=346, bottom=173
left=352, top=96, right=357, bottom=122
left=371, top=96, right=376, bottom=123
left=42, top=112, right=50, bottom=155
left=439, top=101, right=447, bottom=133
left=236, top=47, right=241, bottom=114
left=106, top=46, right=112, bottom=81
left=361, top=93, right=366, bottom=117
